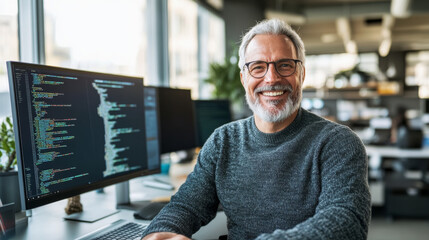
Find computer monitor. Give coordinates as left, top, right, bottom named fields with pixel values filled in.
left=193, top=100, right=232, bottom=147
left=150, top=87, right=197, bottom=154
left=7, top=62, right=160, bottom=215
left=143, top=87, right=161, bottom=170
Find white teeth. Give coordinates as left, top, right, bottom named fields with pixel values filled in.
left=262, top=91, right=284, bottom=96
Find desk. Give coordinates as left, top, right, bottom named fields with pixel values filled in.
left=9, top=174, right=228, bottom=240
left=366, top=145, right=429, bottom=167
left=365, top=145, right=429, bottom=206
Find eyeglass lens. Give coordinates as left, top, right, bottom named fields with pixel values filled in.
left=248, top=59, right=297, bottom=78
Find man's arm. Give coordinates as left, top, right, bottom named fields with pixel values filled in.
left=141, top=135, right=220, bottom=238
left=256, top=126, right=371, bottom=240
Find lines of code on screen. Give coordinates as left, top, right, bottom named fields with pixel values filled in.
left=13, top=67, right=147, bottom=200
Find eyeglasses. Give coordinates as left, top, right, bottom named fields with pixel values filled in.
left=244, top=59, right=302, bottom=78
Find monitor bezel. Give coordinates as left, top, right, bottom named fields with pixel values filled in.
left=7, top=61, right=160, bottom=210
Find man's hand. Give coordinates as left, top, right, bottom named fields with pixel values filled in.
left=141, top=232, right=191, bottom=240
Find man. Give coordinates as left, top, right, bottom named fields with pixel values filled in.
left=141, top=19, right=371, bottom=240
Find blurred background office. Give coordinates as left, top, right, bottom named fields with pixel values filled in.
left=2, top=0, right=429, bottom=239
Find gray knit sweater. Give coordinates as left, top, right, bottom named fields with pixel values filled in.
left=142, top=108, right=371, bottom=240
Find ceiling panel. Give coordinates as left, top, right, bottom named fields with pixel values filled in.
left=259, top=0, right=429, bottom=55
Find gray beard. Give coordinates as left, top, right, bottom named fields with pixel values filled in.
left=245, top=84, right=302, bottom=123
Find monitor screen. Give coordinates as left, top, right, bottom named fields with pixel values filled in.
left=151, top=87, right=197, bottom=154
left=143, top=87, right=161, bottom=169
left=7, top=61, right=159, bottom=210
left=193, top=100, right=232, bottom=147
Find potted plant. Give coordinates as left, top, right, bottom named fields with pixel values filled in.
left=0, top=116, right=21, bottom=212
left=0, top=117, right=16, bottom=172
left=204, top=47, right=251, bottom=119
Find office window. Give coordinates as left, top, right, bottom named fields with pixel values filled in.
left=44, top=0, right=148, bottom=77
left=199, top=9, right=224, bottom=68
left=0, top=0, right=18, bottom=93
left=198, top=6, right=225, bottom=99
left=168, top=0, right=199, bottom=97
left=0, top=0, right=18, bottom=120
left=168, top=0, right=225, bottom=99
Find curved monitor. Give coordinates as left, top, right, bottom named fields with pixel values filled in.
left=7, top=61, right=159, bottom=210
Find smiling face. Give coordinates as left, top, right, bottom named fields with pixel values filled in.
left=241, top=34, right=305, bottom=126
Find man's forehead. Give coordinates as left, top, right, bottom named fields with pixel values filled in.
left=245, top=34, right=296, bottom=58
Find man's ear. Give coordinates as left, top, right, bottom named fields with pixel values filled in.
left=301, top=66, right=306, bottom=84
left=240, top=72, right=245, bottom=87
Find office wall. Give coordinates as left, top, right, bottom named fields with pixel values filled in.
left=222, top=0, right=264, bottom=55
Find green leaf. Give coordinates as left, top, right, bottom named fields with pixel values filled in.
left=203, top=44, right=244, bottom=105
left=6, top=117, right=13, bottom=128
left=0, top=117, right=17, bottom=172
left=3, top=144, right=10, bottom=153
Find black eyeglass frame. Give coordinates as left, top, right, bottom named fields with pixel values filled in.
left=244, top=58, right=302, bottom=78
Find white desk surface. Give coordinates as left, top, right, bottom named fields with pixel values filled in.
left=10, top=171, right=227, bottom=240
left=365, top=145, right=429, bottom=206
left=365, top=145, right=429, bottom=159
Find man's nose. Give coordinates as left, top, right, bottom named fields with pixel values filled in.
left=264, top=63, right=281, bottom=83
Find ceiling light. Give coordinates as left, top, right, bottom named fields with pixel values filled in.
left=206, top=0, right=223, bottom=10
left=378, top=15, right=395, bottom=57
left=265, top=10, right=306, bottom=25
left=336, top=17, right=358, bottom=54
left=346, top=41, right=358, bottom=54
left=379, top=38, right=392, bottom=57
left=321, top=33, right=338, bottom=43
left=381, top=28, right=391, bottom=39
left=391, top=0, right=411, bottom=18
left=382, top=15, right=395, bottom=29
left=336, top=17, right=351, bottom=42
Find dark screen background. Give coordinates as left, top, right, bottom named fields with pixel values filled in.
left=157, top=87, right=197, bottom=154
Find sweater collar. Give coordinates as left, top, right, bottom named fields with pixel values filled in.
left=249, top=108, right=304, bottom=145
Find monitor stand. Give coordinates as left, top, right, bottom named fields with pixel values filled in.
left=115, top=181, right=153, bottom=210
left=64, top=209, right=119, bottom=223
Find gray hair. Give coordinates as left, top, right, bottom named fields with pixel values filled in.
left=238, top=19, right=306, bottom=72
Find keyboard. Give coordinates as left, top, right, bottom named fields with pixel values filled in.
left=75, top=219, right=148, bottom=240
